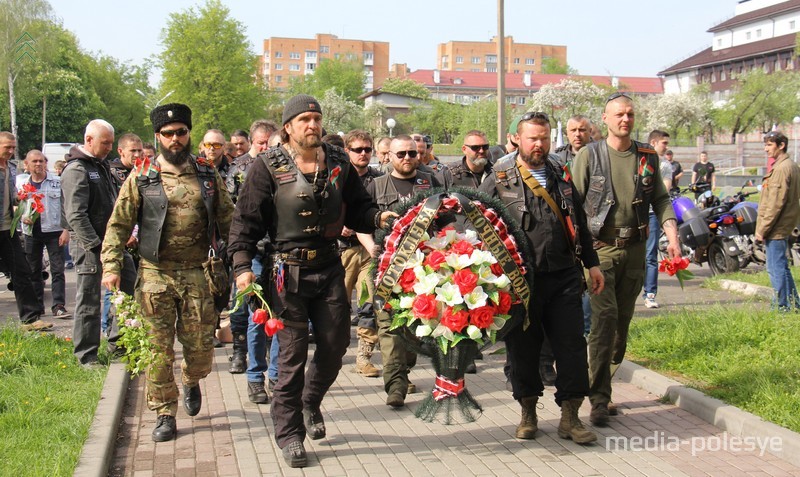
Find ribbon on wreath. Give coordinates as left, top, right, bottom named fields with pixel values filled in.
left=432, top=376, right=465, bottom=401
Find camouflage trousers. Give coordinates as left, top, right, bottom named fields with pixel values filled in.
left=137, top=266, right=217, bottom=416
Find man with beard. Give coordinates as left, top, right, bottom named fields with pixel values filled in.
left=479, top=112, right=603, bottom=444
left=572, top=93, right=680, bottom=427
left=62, top=119, right=136, bottom=365
left=447, top=130, right=493, bottom=188
left=101, top=103, right=234, bottom=442
left=228, top=94, right=394, bottom=467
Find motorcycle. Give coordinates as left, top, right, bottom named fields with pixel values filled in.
left=720, top=183, right=763, bottom=269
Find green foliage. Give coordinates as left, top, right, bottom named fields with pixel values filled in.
left=540, top=57, right=578, bottom=75
left=399, top=100, right=462, bottom=143
left=380, top=77, right=430, bottom=99
left=318, top=89, right=362, bottom=135
left=627, top=305, right=800, bottom=433
left=458, top=99, right=509, bottom=143
left=0, top=325, right=105, bottom=476
left=640, top=88, right=712, bottom=142
left=159, top=0, right=268, bottom=145
left=525, top=78, right=607, bottom=128
left=287, top=57, right=365, bottom=103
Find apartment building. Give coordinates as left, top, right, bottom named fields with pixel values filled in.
left=261, top=34, right=390, bottom=91
left=436, top=36, right=567, bottom=74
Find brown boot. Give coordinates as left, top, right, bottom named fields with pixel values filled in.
left=589, top=402, right=609, bottom=427
left=515, top=396, right=538, bottom=439
left=355, top=337, right=381, bottom=377
left=558, top=398, right=597, bottom=444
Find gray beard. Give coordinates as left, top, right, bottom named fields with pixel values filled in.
left=471, top=156, right=488, bottom=168
left=161, top=139, right=192, bottom=166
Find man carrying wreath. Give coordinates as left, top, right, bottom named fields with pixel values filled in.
left=479, top=112, right=603, bottom=444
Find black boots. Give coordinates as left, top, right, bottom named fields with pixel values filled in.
left=183, top=385, right=202, bottom=416
left=152, top=415, right=177, bottom=442
left=229, top=331, right=247, bottom=374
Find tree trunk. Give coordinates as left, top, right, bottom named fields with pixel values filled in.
left=8, top=71, right=18, bottom=160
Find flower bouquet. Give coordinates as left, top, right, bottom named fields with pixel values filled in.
left=112, top=290, right=159, bottom=376
left=231, top=282, right=284, bottom=337
left=659, top=256, right=694, bottom=289
left=374, top=189, right=530, bottom=424
left=11, top=183, right=44, bottom=236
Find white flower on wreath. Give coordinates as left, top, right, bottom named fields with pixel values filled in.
left=470, top=249, right=497, bottom=267
left=399, top=295, right=415, bottom=309
left=403, top=249, right=427, bottom=269
left=463, top=286, right=488, bottom=310
left=434, top=281, right=464, bottom=307
left=445, top=252, right=474, bottom=270
left=462, top=229, right=482, bottom=245
left=413, top=271, right=444, bottom=295
left=484, top=272, right=511, bottom=289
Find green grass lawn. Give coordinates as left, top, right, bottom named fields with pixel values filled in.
left=627, top=305, right=800, bottom=433
left=0, top=326, right=106, bottom=476
left=706, top=266, right=800, bottom=289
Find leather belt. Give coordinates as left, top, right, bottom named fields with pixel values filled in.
left=593, top=225, right=649, bottom=249
left=276, top=243, right=338, bottom=262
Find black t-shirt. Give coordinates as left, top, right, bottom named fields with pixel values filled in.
left=389, top=175, right=418, bottom=205
left=671, top=162, right=683, bottom=188
left=693, top=162, right=715, bottom=184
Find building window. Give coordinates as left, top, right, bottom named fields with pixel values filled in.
left=519, top=97, right=526, bottom=105
left=264, top=51, right=270, bottom=59
left=275, top=75, right=282, bottom=83
left=525, top=58, right=534, bottom=65
left=305, top=50, right=316, bottom=58
left=486, top=66, right=497, bottom=73
left=720, top=69, right=726, bottom=81
left=471, top=56, right=480, bottom=64
left=471, top=95, right=481, bottom=102
left=456, top=56, right=463, bottom=64
left=274, top=51, right=282, bottom=58
left=346, top=53, right=357, bottom=61
left=486, top=55, right=497, bottom=64
left=746, top=31, right=751, bottom=40
left=306, top=63, right=316, bottom=70
left=775, top=59, right=781, bottom=71
left=525, top=70, right=533, bottom=74
left=290, top=64, right=300, bottom=71
left=514, top=57, right=520, bottom=64
left=791, top=20, right=796, bottom=29
left=471, top=68, right=480, bottom=72
left=334, top=53, right=340, bottom=59
left=274, top=63, right=282, bottom=70
left=320, top=46, right=330, bottom=54
left=756, top=29, right=762, bottom=38
left=364, top=52, right=373, bottom=61
left=788, top=58, right=795, bottom=70
left=513, top=69, right=520, bottom=74
left=717, top=39, right=722, bottom=47
left=290, top=52, right=300, bottom=59
left=441, top=55, right=448, bottom=64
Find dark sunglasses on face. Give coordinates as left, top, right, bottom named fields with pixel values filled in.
left=349, top=146, right=373, bottom=154
left=159, top=127, right=190, bottom=139
left=606, top=92, right=632, bottom=103
left=520, top=111, right=550, bottom=123
left=392, top=150, right=418, bottom=159
left=465, top=144, right=490, bottom=152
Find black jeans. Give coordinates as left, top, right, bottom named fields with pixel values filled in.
left=0, top=230, right=43, bottom=323
left=506, top=266, right=589, bottom=405
left=25, top=231, right=66, bottom=311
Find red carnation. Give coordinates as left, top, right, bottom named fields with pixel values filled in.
left=412, top=294, right=439, bottom=320
left=424, top=250, right=447, bottom=270
left=450, top=240, right=475, bottom=257
left=490, top=262, right=504, bottom=276
left=494, top=291, right=512, bottom=314
left=441, top=306, right=469, bottom=332
left=469, top=305, right=495, bottom=329
left=398, top=268, right=417, bottom=293
left=453, top=268, right=478, bottom=295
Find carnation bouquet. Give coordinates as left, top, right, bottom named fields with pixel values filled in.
left=11, top=183, right=44, bottom=236
left=374, top=189, right=530, bottom=423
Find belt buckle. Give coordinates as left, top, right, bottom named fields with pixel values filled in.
left=307, top=249, right=317, bottom=260
left=615, top=238, right=628, bottom=248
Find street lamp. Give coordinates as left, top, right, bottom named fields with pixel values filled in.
left=793, top=116, right=800, bottom=162
left=386, top=118, right=396, bottom=137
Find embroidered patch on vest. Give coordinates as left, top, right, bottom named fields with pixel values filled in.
left=275, top=172, right=297, bottom=184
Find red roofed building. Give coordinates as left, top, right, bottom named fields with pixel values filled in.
left=403, top=69, right=662, bottom=107
left=660, top=0, right=800, bottom=100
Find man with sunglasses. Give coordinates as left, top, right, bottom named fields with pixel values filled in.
left=412, top=133, right=451, bottom=188
left=228, top=94, right=394, bottom=468
left=341, top=130, right=384, bottom=377
left=479, top=112, right=603, bottom=445
left=448, top=130, right=494, bottom=189
left=62, top=119, right=136, bottom=366
left=102, top=103, right=234, bottom=442
left=572, top=93, right=680, bottom=427
left=200, top=129, right=227, bottom=170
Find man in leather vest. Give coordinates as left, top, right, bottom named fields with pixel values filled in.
left=101, top=103, right=234, bottom=442
left=109, top=133, right=143, bottom=186
left=228, top=94, right=394, bottom=468
left=363, top=135, right=440, bottom=408
left=572, top=93, right=680, bottom=427
left=446, top=129, right=493, bottom=189
left=62, top=119, right=136, bottom=366
left=554, top=115, right=592, bottom=168
left=479, top=112, right=603, bottom=444
left=413, top=133, right=451, bottom=188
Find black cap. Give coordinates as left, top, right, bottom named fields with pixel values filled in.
left=150, top=103, right=192, bottom=133
left=282, top=94, right=322, bottom=126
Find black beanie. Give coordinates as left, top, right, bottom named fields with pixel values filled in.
left=150, top=103, right=192, bottom=133
left=282, top=94, right=322, bottom=126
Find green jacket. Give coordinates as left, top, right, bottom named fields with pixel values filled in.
left=757, top=153, right=800, bottom=240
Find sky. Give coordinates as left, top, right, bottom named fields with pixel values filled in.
left=47, top=0, right=735, bottom=85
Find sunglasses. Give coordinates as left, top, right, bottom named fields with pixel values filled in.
left=349, top=146, right=373, bottom=154
left=159, top=128, right=190, bottom=139
left=465, top=144, right=490, bottom=152
left=606, top=92, right=632, bottom=103
left=203, top=142, right=224, bottom=150
left=520, top=111, right=550, bottom=123
left=391, top=150, right=418, bottom=159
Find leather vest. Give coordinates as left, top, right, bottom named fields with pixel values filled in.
left=447, top=158, right=492, bottom=188
left=263, top=145, right=349, bottom=242
left=491, top=153, right=581, bottom=249
left=108, top=158, right=131, bottom=186
left=137, top=156, right=217, bottom=263
left=581, top=140, right=658, bottom=237
left=371, top=170, right=436, bottom=211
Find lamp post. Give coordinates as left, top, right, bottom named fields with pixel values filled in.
left=386, top=118, right=396, bottom=137
left=793, top=116, right=800, bottom=162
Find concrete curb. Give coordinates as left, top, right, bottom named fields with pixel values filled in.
left=617, top=360, right=800, bottom=468
left=717, top=278, right=773, bottom=300
left=73, top=362, right=130, bottom=477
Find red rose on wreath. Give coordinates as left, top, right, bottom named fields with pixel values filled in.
left=424, top=250, right=447, bottom=270
left=450, top=240, right=475, bottom=257
left=412, top=294, right=439, bottom=319
left=490, top=262, right=504, bottom=277
left=469, top=305, right=495, bottom=329
left=441, top=306, right=469, bottom=332
left=453, top=268, right=478, bottom=295
left=398, top=268, right=417, bottom=293
left=494, top=291, right=512, bottom=315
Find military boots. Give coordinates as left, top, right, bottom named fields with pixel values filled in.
left=228, top=331, right=247, bottom=374
left=558, top=398, right=597, bottom=444
left=516, top=396, right=539, bottom=439
left=355, top=338, right=380, bottom=377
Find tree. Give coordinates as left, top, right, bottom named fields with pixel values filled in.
left=159, top=0, right=267, bottom=144
left=400, top=100, right=461, bottom=144
left=318, top=89, right=362, bottom=135
left=526, top=79, right=607, bottom=127
left=713, top=69, right=800, bottom=143
left=540, top=57, right=578, bottom=75
left=459, top=99, right=508, bottom=143
left=0, top=0, right=53, bottom=155
left=641, top=90, right=711, bottom=143
left=287, top=57, right=365, bottom=104
left=380, top=77, right=430, bottom=99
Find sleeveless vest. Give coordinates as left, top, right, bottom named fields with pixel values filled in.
left=371, top=170, right=436, bottom=211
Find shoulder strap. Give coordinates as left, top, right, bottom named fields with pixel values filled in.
left=516, top=160, right=576, bottom=247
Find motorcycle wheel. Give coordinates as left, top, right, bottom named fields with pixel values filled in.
left=708, top=241, right=740, bottom=276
